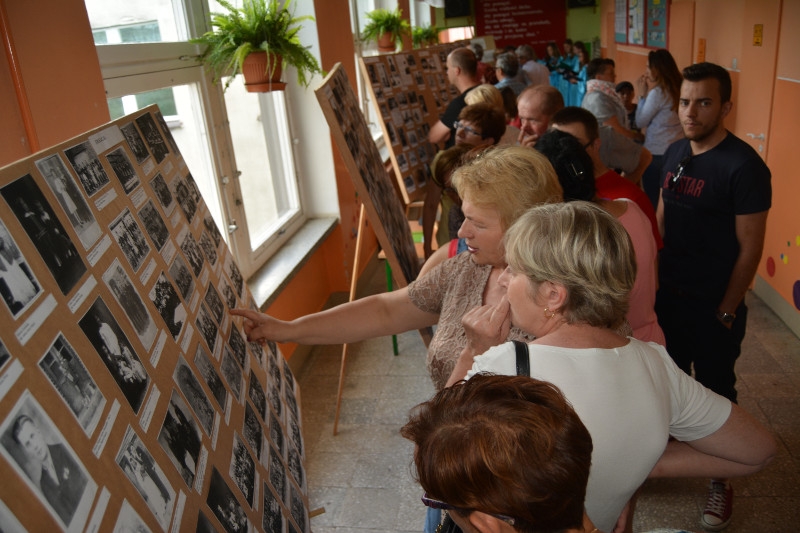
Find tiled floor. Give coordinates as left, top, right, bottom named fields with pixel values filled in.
left=295, top=261, right=800, bottom=533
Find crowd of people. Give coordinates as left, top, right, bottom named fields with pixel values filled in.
left=232, top=42, right=774, bottom=533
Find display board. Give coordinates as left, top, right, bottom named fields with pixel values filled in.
left=615, top=0, right=669, bottom=48
left=358, top=43, right=463, bottom=205
left=316, top=63, right=421, bottom=286
left=0, top=106, right=308, bottom=533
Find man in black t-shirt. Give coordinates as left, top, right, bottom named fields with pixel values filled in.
left=656, top=62, right=771, bottom=532
left=428, top=47, right=480, bottom=149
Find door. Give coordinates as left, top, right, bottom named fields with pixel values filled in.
left=734, top=0, right=781, bottom=160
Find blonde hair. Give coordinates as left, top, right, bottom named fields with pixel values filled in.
left=464, top=83, right=505, bottom=112
left=504, top=201, right=636, bottom=328
left=451, top=145, right=563, bottom=230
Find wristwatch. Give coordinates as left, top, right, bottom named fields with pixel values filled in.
left=717, top=311, right=736, bottom=324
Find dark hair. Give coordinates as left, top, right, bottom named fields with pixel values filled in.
left=431, top=144, right=478, bottom=189
left=648, top=49, right=683, bottom=111
left=12, top=414, right=35, bottom=444
left=573, top=41, right=588, bottom=64
left=552, top=106, right=600, bottom=143
left=468, top=42, right=484, bottom=61
left=682, top=61, right=732, bottom=103
left=495, top=52, right=519, bottom=78
left=586, top=58, right=614, bottom=80
left=500, top=86, right=518, bottom=120
left=535, top=130, right=595, bottom=202
left=615, top=81, right=634, bottom=93
left=458, top=103, right=506, bottom=144
left=449, top=47, right=478, bottom=78
left=401, top=374, right=592, bottom=532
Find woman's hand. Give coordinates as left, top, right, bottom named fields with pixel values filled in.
left=461, top=295, right=511, bottom=356
left=636, top=74, right=649, bottom=99
left=229, top=308, right=288, bottom=344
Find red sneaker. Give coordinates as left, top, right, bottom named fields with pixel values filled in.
left=701, top=480, right=733, bottom=531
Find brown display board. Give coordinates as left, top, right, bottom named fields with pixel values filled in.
left=0, top=106, right=308, bottom=533
left=316, top=63, right=422, bottom=287
left=358, top=43, right=463, bottom=205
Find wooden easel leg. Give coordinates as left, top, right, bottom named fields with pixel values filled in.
left=333, top=204, right=366, bottom=436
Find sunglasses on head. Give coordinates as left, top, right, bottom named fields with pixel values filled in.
left=421, top=493, right=516, bottom=526
left=667, top=155, right=692, bottom=191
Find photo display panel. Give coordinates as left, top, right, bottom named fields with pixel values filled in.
left=358, top=43, right=464, bottom=205
left=0, top=105, right=309, bottom=533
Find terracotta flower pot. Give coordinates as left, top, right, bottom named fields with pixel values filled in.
left=242, top=51, right=286, bottom=92
left=376, top=32, right=397, bottom=53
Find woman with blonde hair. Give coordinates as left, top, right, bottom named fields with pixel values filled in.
left=449, top=202, right=776, bottom=533
left=636, top=49, right=685, bottom=208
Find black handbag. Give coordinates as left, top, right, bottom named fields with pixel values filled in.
left=435, top=341, right=530, bottom=533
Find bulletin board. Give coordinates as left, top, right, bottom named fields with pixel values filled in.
left=0, top=105, right=308, bottom=533
left=474, top=0, right=567, bottom=57
left=315, top=63, right=421, bottom=287
left=357, top=43, right=462, bottom=206
left=615, top=0, right=669, bottom=49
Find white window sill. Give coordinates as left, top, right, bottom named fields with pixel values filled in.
left=247, top=217, right=339, bottom=309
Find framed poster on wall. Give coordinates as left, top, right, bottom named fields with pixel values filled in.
left=615, top=0, right=669, bottom=48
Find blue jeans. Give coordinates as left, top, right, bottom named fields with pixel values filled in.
left=424, top=507, right=442, bottom=533
left=642, top=155, right=665, bottom=211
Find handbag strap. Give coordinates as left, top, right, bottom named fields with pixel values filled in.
left=512, top=340, right=530, bottom=376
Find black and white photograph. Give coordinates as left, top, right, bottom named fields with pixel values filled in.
left=198, top=230, right=218, bottom=266
left=173, top=355, right=215, bottom=436
left=35, top=153, right=102, bottom=250
left=110, top=208, right=151, bottom=273
left=283, top=358, right=296, bottom=392
left=149, top=272, right=186, bottom=341
left=63, top=140, right=110, bottom=197
left=185, top=173, right=202, bottom=204
left=103, top=259, right=158, bottom=351
left=268, top=409, right=284, bottom=457
left=289, top=482, right=307, bottom=533
left=0, top=218, right=41, bottom=318
left=194, top=344, right=227, bottom=408
left=284, top=384, right=299, bottom=422
left=112, top=499, right=152, bottom=533
left=148, top=173, right=174, bottom=215
left=287, top=444, right=304, bottom=491
left=121, top=121, right=151, bottom=165
left=1, top=174, right=86, bottom=295
left=38, top=333, right=106, bottom=436
left=196, top=510, right=218, bottom=533
left=0, top=498, right=26, bottom=533
left=179, top=231, right=205, bottom=277
left=204, top=284, right=224, bottom=325
left=248, top=370, right=267, bottom=420
left=206, top=467, right=249, bottom=533
left=242, top=403, right=262, bottom=460
left=221, top=278, right=237, bottom=309
left=287, top=413, right=302, bottom=458
left=155, top=111, right=181, bottom=156
left=249, top=340, right=264, bottom=367
left=138, top=200, right=170, bottom=252
left=168, top=253, right=195, bottom=302
left=230, top=432, right=255, bottom=507
left=172, top=177, right=197, bottom=224
left=267, top=382, right=282, bottom=423
left=196, top=303, right=219, bottom=354
left=225, top=254, right=243, bottom=298
left=116, top=426, right=176, bottom=530
left=203, top=214, right=222, bottom=248
left=228, top=326, right=246, bottom=369
left=266, top=443, right=286, bottom=502
left=0, top=338, right=10, bottom=372
left=221, top=347, right=243, bottom=403
left=135, top=112, right=169, bottom=164
left=267, top=345, right=280, bottom=384
left=79, top=297, right=150, bottom=413
left=262, top=483, right=284, bottom=533
left=106, top=145, right=140, bottom=194
left=158, top=389, right=203, bottom=487
left=0, top=392, right=96, bottom=532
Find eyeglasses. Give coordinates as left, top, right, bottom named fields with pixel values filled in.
left=453, top=120, right=483, bottom=138
left=421, top=493, right=516, bottom=526
left=667, top=155, right=692, bottom=191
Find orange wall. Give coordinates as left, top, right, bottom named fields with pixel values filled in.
left=0, top=0, right=108, bottom=163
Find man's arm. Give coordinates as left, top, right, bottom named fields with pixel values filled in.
left=717, top=211, right=769, bottom=319
left=604, top=115, right=644, bottom=142
left=649, top=403, right=776, bottom=479
left=622, top=146, right=651, bottom=186
left=428, top=120, right=450, bottom=146
left=656, top=191, right=665, bottom=238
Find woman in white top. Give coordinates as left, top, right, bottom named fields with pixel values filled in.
left=447, top=202, right=775, bottom=533
left=636, top=49, right=685, bottom=208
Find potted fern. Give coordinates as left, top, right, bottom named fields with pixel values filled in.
left=412, top=24, right=439, bottom=49
left=361, top=8, right=411, bottom=53
left=192, top=0, right=323, bottom=92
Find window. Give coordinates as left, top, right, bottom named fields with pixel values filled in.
left=84, top=0, right=319, bottom=279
